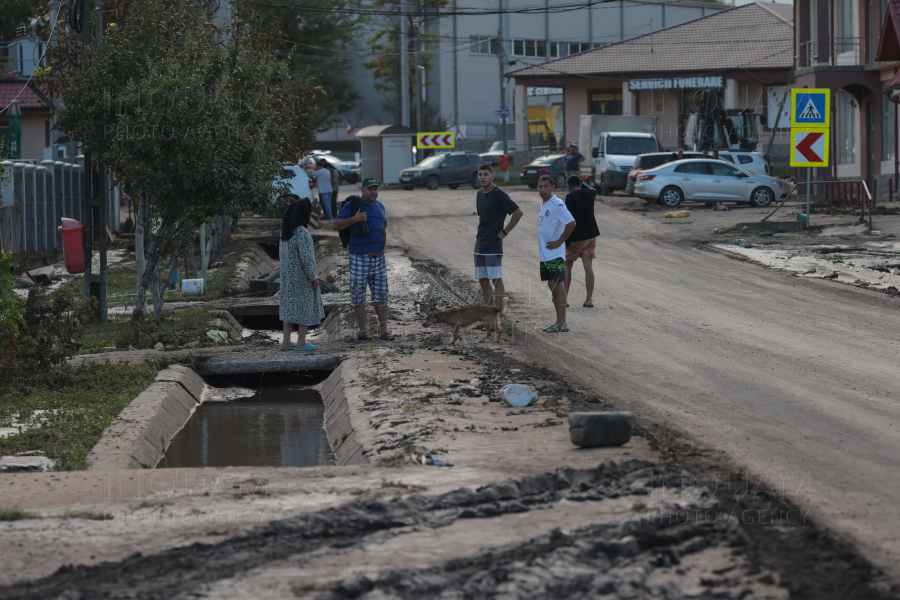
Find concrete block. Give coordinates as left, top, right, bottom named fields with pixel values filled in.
left=0, top=455, right=56, bottom=472
left=568, top=412, right=635, bottom=448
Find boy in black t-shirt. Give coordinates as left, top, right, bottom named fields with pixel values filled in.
left=474, top=164, right=523, bottom=309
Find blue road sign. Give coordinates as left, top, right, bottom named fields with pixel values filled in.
left=494, top=108, right=510, bottom=116
left=791, top=89, right=830, bottom=127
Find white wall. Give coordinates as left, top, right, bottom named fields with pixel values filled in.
left=324, top=0, right=725, bottom=140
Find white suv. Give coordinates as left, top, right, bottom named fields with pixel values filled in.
left=717, top=151, right=769, bottom=175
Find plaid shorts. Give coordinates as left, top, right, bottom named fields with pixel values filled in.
left=349, top=253, right=388, bottom=306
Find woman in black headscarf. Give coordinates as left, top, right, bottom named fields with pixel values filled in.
left=279, top=199, right=325, bottom=350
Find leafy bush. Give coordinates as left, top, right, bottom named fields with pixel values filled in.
left=0, top=275, right=96, bottom=382
left=0, top=251, right=25, bottom=377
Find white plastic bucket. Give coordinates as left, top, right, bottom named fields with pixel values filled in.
left=500, top=384, right=539, bottom=407
left=181, top=278, right=204, bottom=296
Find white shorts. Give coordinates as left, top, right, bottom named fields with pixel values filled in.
left=474, top=254, right=502, bottom=280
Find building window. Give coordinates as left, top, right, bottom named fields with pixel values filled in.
left=470, top=37, right=497, bottom=55
left=590, top=92, right=623, bottom=116
left=837, top=90, right=857, bottom=164
left=884, top=87, right=896, bottom=161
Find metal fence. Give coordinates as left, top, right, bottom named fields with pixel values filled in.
left=0, top=158, right=120, bottom=256
left=0, top=205, right=20, bottom=253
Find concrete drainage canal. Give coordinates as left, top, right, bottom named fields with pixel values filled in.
left=158, top=371, right=335, bottom=469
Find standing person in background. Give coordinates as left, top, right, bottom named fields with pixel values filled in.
left=279, top=199, right=324, bottom=351
left=326, top=161, right=341, bottom=218
left=564, top=144, right=585, bottom=182
left=332, top=178, right=394, bottom=341
left=536, top=175, right=576, bottom=334
left=563, top=176, right=600, bottom=308
left=312, top=160, right=334, bottom=220
left=474, top=163, right=523, bottom=312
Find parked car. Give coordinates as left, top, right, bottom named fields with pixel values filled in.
left=399, top=152, right=483, bottom=190
left=480, top=141, right=508, bottom=166
left=273, top=164, right=315, bottom=217
left=634, top=159, right=790, bottom=208
left=520, top=154, right=567, bottom=189
left=716, top=151, right=770, bottom=175
left=625, top=151, right=702, bottom=196
left=300, top=151, right=361, bottom=183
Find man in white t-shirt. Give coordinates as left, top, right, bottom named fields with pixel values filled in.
left=536, top=175, right=576, bottom=333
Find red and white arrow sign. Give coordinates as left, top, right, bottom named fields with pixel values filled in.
left=792, top=130, right=828, bottom=165
left=417, top=132, right=455, bottom=148
left=795, top=132, right=823, bottom=162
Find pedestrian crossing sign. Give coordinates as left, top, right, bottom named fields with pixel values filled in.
left=791, top=89, right=830, bottom=127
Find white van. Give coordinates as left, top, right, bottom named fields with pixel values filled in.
left=592, top=132, right=660, bottom=195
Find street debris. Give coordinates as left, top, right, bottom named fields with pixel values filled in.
left=206, top=330, right=229, bottom=344
left=500, top=383, right=539, bottom=407
left=568, top=411, right=635, bottom=447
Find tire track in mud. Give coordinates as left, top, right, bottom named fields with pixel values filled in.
left=1, top=462, right=769, bottom=600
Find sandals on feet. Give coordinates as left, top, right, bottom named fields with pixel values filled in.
left=379, top=332, right=394, bottom=341
left=544, top=325, right=569, bottom=333
left=583, top=302, right=594, bottom=307
left=295, top=343, right=317, bottom=351
left=357, top=331, right=370, bottom=340
left=280, top=343, right=296, bottom=351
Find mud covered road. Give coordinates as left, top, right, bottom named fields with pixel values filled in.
left=388, top=186, right=900, bottom=587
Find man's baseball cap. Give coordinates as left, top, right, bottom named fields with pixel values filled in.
left=361, top=177, right=380, bottom=187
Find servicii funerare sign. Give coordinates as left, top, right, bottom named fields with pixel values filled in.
left=628, top=76, right=724, bottom=91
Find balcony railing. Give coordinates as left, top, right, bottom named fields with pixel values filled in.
left=797, top=36, right=879, bottom=68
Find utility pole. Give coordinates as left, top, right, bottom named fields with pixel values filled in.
left=497, top=31, right=509, bottom=183
left=400, top=0, right=410, bottom=128
left=94, top=0, right=107, bottom=321
left=414, top=11, right=424, bottom=162
left=81, top=0, right=93, bottom=306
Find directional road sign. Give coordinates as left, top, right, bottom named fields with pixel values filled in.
left=791, top=89, right=830, bottom=128
left=790, top=128, right=830, bottom=167
left=417, top=132, right=455, bottom=149
left=494, top=108, right=510, bottom=117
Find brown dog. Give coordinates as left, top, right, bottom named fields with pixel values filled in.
left=422, top=297, right=509, bottom=344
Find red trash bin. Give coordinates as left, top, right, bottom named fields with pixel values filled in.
left=498, top=155, right=509, bottom=171
left=58, top=218, right=85, bottom=274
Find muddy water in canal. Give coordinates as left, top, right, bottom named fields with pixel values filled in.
left=158, top=386, right=335, bottom=468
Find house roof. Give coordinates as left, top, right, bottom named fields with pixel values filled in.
left=878, top=0, right=900, bottom=76
left=0, top=81, right=49, bottom=112
left=509, top=2, right=793, bottom=80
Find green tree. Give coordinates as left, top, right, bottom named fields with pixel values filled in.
left=48, top=0, right=314, bottom=326
left=256, top=0, right=364, bottom=133
left=362, top=0, right=448, bottom=129
left=0, top=0, right=49, bottom=42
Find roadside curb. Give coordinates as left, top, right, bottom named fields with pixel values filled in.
left=318, top=360, right=369, bottom=466
left=87, top=365, right=206, bottom=470
left=228, top=243, right=276, bottom=294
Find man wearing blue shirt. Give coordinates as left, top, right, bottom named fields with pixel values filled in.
left=564, top=144, right=585, bottom=181
left=332, top=177, right=393, bottom=340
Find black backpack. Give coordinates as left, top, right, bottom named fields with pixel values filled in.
left=338, top=195, right=370, bottom=248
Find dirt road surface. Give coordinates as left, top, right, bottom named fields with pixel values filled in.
left=388, top=185, right=900, bottom=584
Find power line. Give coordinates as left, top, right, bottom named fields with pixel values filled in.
left=254, top=0, right=720, bottom=17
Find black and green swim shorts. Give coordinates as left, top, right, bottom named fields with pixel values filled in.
left=539, top=257, right=566, bottom=282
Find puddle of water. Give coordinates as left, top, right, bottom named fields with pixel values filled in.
left=158, top=386, right=335, bottom=468
left=716, top=241, right=900, bottom=292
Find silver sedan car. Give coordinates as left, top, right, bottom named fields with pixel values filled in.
left=634, top=159, right=791, bottom=208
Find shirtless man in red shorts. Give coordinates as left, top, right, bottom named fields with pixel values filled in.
left=563, top=176, right=600, bottom=308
